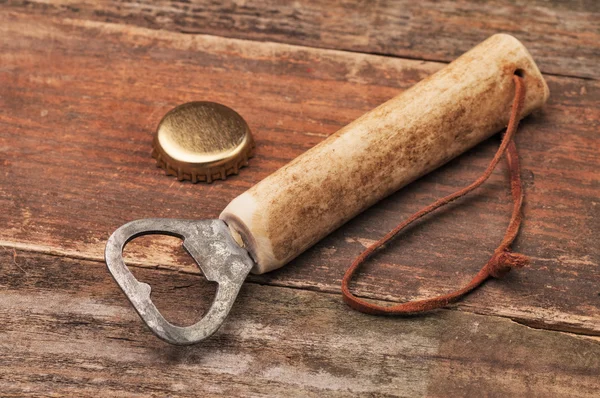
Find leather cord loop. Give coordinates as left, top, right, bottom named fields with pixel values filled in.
left=341, top=75, right=528, bottom=315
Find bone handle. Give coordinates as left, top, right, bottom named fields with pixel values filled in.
left=220, top=34, right=549, bottom=274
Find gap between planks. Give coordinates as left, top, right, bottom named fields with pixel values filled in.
left=2, top=238, right=598, bottom=339
left=3, top=0, right=598, bottom=80
left=2, top=249, right=599, bottom=397
left=12, top=11, right=599, bottom=83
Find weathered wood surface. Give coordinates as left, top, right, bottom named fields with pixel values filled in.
left=3, top=0, right=599, bottom=79
left=0, top=11, right=599, bottom=338
left=1, top=250, right=599, bottom=397
left=1, top=5, right=599, bottom=395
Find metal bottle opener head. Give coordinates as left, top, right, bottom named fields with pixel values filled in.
left=105, top=218, right=253, bottom=345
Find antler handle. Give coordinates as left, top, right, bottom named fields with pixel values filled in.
left=220, top=34, right=549, bottom=274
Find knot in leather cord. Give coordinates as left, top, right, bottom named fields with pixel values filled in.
left=487, top=250, right=529, bottom=278
left=341, top=75, right=528, bottom=315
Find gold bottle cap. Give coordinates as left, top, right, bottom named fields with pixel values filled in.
left=152, top=101, right=255, bottom=183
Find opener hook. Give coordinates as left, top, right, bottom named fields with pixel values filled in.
left=105, top=218, right=254, bottom=345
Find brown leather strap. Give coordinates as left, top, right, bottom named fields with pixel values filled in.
left=341, top=75, right=528, bottom=315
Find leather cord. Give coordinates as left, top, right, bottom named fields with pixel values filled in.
left=341, top=75, right=529, bottom=315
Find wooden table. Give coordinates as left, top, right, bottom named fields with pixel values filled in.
left=1, top=1, right=598, bottom=396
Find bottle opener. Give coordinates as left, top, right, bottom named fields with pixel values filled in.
left=105, top=34, right=549, bottom=345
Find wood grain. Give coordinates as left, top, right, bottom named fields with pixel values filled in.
left=1, top=249, right=599, bottom=397
left=0, top=11, right=598, bottom=339
left=2, top=0, right=599, bottom=79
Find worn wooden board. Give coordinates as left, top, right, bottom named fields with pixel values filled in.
left=3, top=0, right=599, bottom=79
left=1, top=249, right=599, bottom=397
left=0, top=11, right=598, bottom=337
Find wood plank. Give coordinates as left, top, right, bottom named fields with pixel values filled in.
left=1, top=249, right=599, bottom=397
left=2, top=0, right=599, bottom=79
left=0, top=12, right=598, bottom=336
